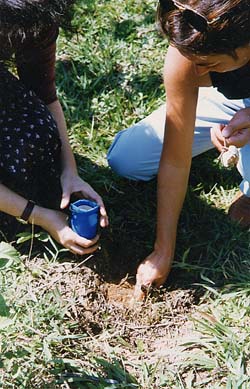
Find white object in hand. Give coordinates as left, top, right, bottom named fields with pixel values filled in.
left=220, top=145, right=239, bottom=168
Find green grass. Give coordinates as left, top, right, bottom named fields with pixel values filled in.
left=1, top=0, right=250, bottom=387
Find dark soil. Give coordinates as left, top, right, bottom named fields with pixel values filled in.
left=27, top=255, right=200, bottom=364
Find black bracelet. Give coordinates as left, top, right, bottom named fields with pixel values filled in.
left=20, top=200, right=35, bottom=222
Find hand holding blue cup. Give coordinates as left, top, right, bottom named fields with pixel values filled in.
left=69, top=199, right=100, bottom=239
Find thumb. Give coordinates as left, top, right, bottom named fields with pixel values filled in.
left=136, top=262, right=152, bottom=287
left=221, top=124, right=234, bottom=139
left=222, top=111, right=249, bottom=138
left=60, top=189, right=71, bottom=209
left=133, top=282, right=147, bottom=301
left=134, top=279, right=150, bottom=302
left=133, top=263, right=152, bottom=301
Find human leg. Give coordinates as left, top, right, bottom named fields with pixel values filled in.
left=179, top=88, right=250, bottom=225
left=107, top=87, right=245, bottom=181
left=226, top=97, right=250, bottom=226
left=108, top=86, right=250, bottom=226
left=236, top=97, right=250, bottom=197
left=107, top=104, right=166, bottom=181
left=107, top=101, right=215, bottom=181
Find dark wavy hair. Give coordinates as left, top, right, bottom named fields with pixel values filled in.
left=0, top=0, right=75, bottom=52
left=157, top=0, right=250, bottom=56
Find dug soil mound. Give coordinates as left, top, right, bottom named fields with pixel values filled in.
left=27, top=256, right=201, bottom=368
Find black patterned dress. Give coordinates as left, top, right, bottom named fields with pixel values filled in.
left=0, top=25, right=63, bottom=238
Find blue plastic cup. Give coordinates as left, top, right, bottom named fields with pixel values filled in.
left=69, top=199, right=100, bottom=239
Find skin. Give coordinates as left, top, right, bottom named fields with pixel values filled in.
left=0, top=99, right=109, bottom=254
left=34, top=99, right=109, bottom=254
left=0, top=20, right=109, bottom=254
left=134, top=44, right=250, bottom=298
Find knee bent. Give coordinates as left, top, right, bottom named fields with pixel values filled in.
left=107, top=148, right=140, bottom=180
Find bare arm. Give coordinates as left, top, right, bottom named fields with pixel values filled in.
left=156, top=47, right=198, bottom=256
left=135, top=46, right=199, bottom=295
left=10, top=29, right=107, bottom=249
left=47, top=100, right=77, bottom=175
left=0, top=181, right=101, bottom=254
left=47, top=100, right=108, bottom=227
left=0, top=101, right=106, bottom=253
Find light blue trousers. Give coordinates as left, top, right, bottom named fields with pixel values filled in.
left=107, top=87, right=250, bottom=197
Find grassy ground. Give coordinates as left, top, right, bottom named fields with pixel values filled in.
left=1, top=0, right=250, bottom=387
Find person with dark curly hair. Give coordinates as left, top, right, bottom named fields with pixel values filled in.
left=107, top=0, right=250, bottom=295
left=0, top=0, right=108, bottom=254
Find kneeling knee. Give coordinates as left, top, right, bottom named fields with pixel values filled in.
left=107, top=149, right=137, bottom=180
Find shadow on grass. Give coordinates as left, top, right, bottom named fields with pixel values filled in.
left=52, top=357, right=138, bottom=388
left=57, top=59, right=163, bottom=119
left=113, top=11, right=156, bottom=41
left=69, top=150, right=250, bottom=293
left=114, top=19, right=138, bottom=41
left=13, top=149, right=250, bottom=296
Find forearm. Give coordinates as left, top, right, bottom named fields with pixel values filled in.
left=155, top=48, right=198, bottom=257
left=0, top=183, right=46, bottom=225
left=135, top=47, right=199, bottom=293
left=155, top=161, right=191, bottom=256
left=47, top=99, right=77, bottom=174
left=134, top=162, right=191, bottom=296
